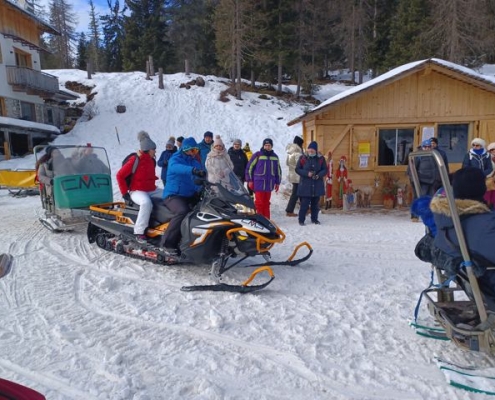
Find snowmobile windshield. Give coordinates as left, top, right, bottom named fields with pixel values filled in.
left=35, top=145, right=111, bottom=177
left=208, top=171, right=253, bottom=205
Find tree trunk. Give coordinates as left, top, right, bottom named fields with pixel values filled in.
left=148, top=55, right=155, bottom=76
left=185, top=59, right=190, bottom=75
left=158, top=68, right=164, bottom=89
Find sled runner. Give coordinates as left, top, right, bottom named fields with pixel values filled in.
left=34, top=145, right=113, bottom=232
left=0, top=168, right=39, bottom=196
left=410, top=149, right=495, bottom=354
left=87, top=171, right=312, bottom=292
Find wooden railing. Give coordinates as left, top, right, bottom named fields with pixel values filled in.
left=6, top=66, right=59, bottom=95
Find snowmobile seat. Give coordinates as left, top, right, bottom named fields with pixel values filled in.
left=124, top=195, right=176, bottom=227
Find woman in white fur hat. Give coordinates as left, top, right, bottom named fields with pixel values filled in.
left=205, top=135, right=234, bottom=187
left=461, top=137, right=493, bottom=177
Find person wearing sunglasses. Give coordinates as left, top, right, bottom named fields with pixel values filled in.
left=161, top=137, right=206, bottom=255
left=462, top=138, right=493, bottom=177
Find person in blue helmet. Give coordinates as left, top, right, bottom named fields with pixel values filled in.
left=161, top=137, right=206, bottom=254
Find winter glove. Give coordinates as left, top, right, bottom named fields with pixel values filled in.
left=274, top=184, right=279, bottom=193
left=123, top=193, right=131, bottom=202
left=248, top=182, right=254, bottom=190
left=312, top=175, right=319, bottom=180
left=192, top=168, right=206, bottom=178
left=163, top=160, right=168, bottom=167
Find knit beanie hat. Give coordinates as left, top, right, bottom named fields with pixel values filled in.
left=488, top=142, right=495, bottom=151
left=138, top=131, right=156, bottom=151
left=293, top=135, right=304, bottom=148
left=204, top=131, right=213, bottom=139
left=182, top=137, right=199, bottom=152
left=233, top=139, right=242, bottom=146
left=263, top=138, right=273, bottom=146
left=177, top=136, right=184, bottom=144
left=471, top=138, right=486, bottom=148
left=452, top=167, right=486, bottom=202
left=243, top=143, right=250, bottom=150
left=166, top=138, right=175, bottom=147
left=213, top=135, right=224, bottom=148
left=308, top=141, right=318, bottom=151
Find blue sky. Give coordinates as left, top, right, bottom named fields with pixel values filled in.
left=39, top=0, right=109, bottom=34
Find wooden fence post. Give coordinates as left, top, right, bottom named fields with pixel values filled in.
left=145, top=60, right=151, bottom=80
left=158, top=68, right=164, bottom=89
left=148, top=55, right=155, bottom=76
left=185, top=59, right=190, bottom=75
left=87, top=60, right=92, bottom=79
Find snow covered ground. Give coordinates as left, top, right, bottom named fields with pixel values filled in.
left=0, top=68, right=493, bottom=399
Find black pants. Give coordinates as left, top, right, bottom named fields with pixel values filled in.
left=299, top=196, right=320, bottom=223
left=285, top=183, right=299, bottom=213
left=162, top=196, right=190, bottom=249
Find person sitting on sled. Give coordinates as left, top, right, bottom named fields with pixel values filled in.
left=414, top=167, right=495, bottom=295
left=161, top=137, right=206, bottom=255
left=116, top=131, right=158, bottom=244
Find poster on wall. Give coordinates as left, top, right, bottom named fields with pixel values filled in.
left=358, top=142, right=370, bottom=168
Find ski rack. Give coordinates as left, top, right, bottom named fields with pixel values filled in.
left=409, top=150, right=495, bottom=354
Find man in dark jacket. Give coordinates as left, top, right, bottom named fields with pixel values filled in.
left=295, top=141, right=327, bottom=225
left=228, top=139, right=248, bottom=183
left=157, top=138, right=177, bottom=187
left=430, top=137, right=449, bottom=176
left=411, top=139, right=441, bottom=197
left=198, top=131, right=213, bottom=168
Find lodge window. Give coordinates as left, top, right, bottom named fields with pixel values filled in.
left=20, top=101, right=36, bottom=122
left=14, top=47, right=32, bottom=68
left=437, top=124, right=469, bottom=163
left=377, top=128, right=414, bottom=166
left=47, top=109, right=54, bottom=124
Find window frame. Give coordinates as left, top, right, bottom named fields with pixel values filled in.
left=375, top=125, right=416, bottom=170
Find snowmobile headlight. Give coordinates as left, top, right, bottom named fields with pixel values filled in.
left=233, top=203, right=256, bottom=215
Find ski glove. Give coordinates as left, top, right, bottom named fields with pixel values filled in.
left=248, top=182, right=254, bottom=190
left=123, top=193, right=131, bottom=202
left=274, top=184, right=279, bottom=193
left=192, top=168, right=206, bottom=178
left=312, top=175, right=319, bottom=180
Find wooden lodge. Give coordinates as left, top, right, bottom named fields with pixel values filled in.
left=288, top=58, right=495, bottom=207
left=0, top=0, right=78, bottom=161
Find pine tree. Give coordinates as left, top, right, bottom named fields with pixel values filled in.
left=46, top=0, right=78, bottom=68
left=76, top=32, right=89, bottom=70
left=100, top=0, right=126, bottom=72
left=122, top=0, right=172, bottom=72
left=167, top=0, right=217, bottom=74
left=88, top=0, right=102, bottom=72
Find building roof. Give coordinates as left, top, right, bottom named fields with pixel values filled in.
left=0, top=116, right=60, bottom=134
left=287, top=58, right=495, bottom=126
left=2, top=0, right=59, bottom=35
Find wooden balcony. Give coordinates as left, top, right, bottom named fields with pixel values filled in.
left=6, top=66, right=59, bottom=99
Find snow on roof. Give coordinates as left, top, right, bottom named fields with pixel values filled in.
left=289, top=58, right=495, bottom=125
left=0, top=116, right=60, bottom=134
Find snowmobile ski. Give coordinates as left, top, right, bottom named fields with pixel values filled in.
left=409, top=321, right=449, bottom=341
left=436, top=357, right=495, bottom=395
left=0, top=253, right=13, bottom=278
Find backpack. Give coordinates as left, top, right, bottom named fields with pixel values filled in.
left=122, top=152, right=140, bottom=187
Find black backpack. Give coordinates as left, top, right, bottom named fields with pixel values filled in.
left=122, top=152, right=139, bottom=187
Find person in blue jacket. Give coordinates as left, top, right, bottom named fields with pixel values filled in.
left=157, top=138, right=176, bottom=188
left=462, top=137, right=493, bottom=177
left=198, top=131, right=213, bottom=168
left=295, top=141, right=327, bottom=225
left=161, top=137, right=206, bottom=254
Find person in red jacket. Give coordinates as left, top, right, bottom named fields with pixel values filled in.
left=116, top=131, right=158, bottom=243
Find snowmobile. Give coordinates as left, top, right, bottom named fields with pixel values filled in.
left=410, top=150, right=495, bottom=355
left=34, top=145, right=113, bottom=232
left=87, top=171, right=312, bottom=293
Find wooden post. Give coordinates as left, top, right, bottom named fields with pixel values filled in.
left=4, top=141, right=11, bottom=160
left=145, top=61, right=151, bottom=80
left=185, top=59, right=190, bottom=75
left=148, top=55, right=155, bottom=76
left=87, top=60, right=92, bottom=79
left=158, top=68, right=164, bottom=89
